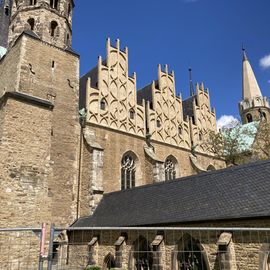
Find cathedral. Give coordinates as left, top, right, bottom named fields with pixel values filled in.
left=1, top=1, right=270, bottom=269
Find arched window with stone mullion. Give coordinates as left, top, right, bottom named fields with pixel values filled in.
left=121, top=153, right=136, bottom=190
left=165, top=157, right=177, bottom=181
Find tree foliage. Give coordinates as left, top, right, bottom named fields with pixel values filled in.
left=252, top=120, right=270, bottom=159
left=205, top=121, right=257, bottom=166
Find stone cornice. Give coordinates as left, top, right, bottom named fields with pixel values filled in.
left=0, top=91, right=54, bottom=110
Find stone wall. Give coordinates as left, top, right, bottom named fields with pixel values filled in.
left=0, top=97, right=52, bottom=227
left=79, top=123, right=225, bottom=215
left=0, top=36, right=22, bottom=96
left=0, top=34, right=81, bottom=227
left=68, top=219, right=270, bottom=270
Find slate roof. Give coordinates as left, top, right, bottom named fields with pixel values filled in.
left=72, top=159, right=270, bottom=227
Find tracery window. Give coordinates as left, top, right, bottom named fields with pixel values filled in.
left=121, top=153, right=136, bottom=190
left=176, top=234, right=208, bottom=270
left=165, top=157, right=176, bottom=181
left=133, top=236, right=153, bottom=270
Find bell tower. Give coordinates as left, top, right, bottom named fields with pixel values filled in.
left=239, top=49, right=270, bottom=124
left=8, top=0, right=74, bottom=49
left=0, top=0, right=80, bottom=226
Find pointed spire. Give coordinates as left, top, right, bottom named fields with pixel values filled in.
left=242, top=48, right=262, bottom=99
left=189, top=67, right=194, bottom=96
left=242, top=45, right=248, bottom=62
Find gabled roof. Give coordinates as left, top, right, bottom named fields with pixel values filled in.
left=73, top=159, right=270, bottom=227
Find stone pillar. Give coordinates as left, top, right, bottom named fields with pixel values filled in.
left=151, top=235, right=164, bottom=270
left=88, top=237, right=99, bottom=266
left=83, top=127, right=104, bottom=214
left=144, top=144, right=165, bottom=183
left=217, top=232, right=237, bottom=270
left=114, top=235, right=126, bottom=268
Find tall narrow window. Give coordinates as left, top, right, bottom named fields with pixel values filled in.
left=66, top=33, right=70, bottom=46
left=29, top=0, right=37, bottom=5
left=129, top=109, right=135, bottom=120
left=4, top=5, right=9, bottom=16
left=246, top=113, right=253, bottom=123
left=27, top=18, right=35, bottom=31
left=67, top=3, right=71, bottom=16
left=50, top=21, right=58, bottom=37
left=50, top=0, right=59, bottom=9
left=165, top=157, right=177, bottom=181
left=121, top=154, right=136, bottom=190
left=157, top=119, right=161, bottom=128
left=100, top=98, right=106, bottom=111
left=178, top=126, right=183, bottom=136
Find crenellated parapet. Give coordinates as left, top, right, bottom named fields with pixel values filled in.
left=138, top=64, right=191, bottom=149
left=81, top=38, right=146, bottom=137
left=183, top=82, right=217, bottom=152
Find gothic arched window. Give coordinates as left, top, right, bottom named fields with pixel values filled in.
left=247, top=113, right=253, bottom=123
left=50, top=21, right=58, bottom=37
left=165, top=157, right=177, bottom=181
left=133, top=236, right=153, bottom=270
left=175, top=234, right=209, bottom=270
left=121, top=153, right=136, bottom=190
left=103, top=253, right=115, bottom=269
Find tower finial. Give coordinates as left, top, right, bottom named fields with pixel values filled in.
left=189, top=67, right=194, bottom=96
left=242, top=44, right=248, bottom=62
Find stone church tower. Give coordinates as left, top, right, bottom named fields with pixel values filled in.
left=239, top=49, right=270, bottom=124
left=8, top=0, right=73, bottom=48
left=0, top=0, right=12, bottom=48
left=0, top=0, right=80, bottom=227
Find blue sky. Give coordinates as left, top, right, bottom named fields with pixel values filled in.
left=72, top=0, right=270, bottom=122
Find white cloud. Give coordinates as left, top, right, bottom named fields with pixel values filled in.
left=260, top=54, right=270, bottom=69
left=217, top=115, right=240, bottom=130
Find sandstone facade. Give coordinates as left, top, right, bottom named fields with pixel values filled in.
left=68, top=219, right=270, bottom=270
